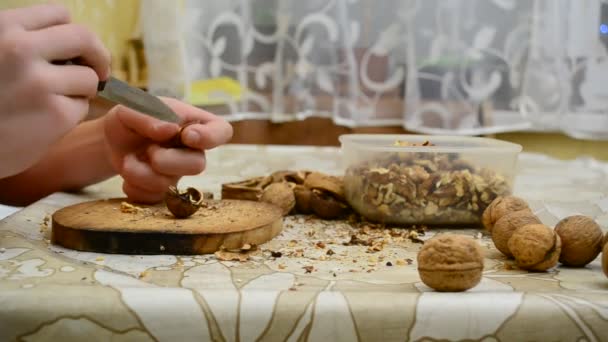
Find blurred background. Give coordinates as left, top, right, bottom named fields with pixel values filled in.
left=3, top=0, right=608, bottom=159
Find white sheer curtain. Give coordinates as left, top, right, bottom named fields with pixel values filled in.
left=141, top=0, right=608, bottom=138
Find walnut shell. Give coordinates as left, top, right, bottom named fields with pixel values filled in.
left=270, top=170, right=310, bottom=184
left=221, top=176, right=273, bottom=201
left=293, top=184, right=313, bottom=214
left=165, top=187, right=202, bottom=218
left=492, top=210, right=541, bottom=258
left=602, top=242, right=608, bottom=278
left=555, top=215, right=603, bottom=267
left=310, top=189, right=349, bottom=219
left=304, top=172, right=345, bottom=201
left=260, top=182, right=296, bottom=216
left=417, top=233, right=484, bottom=292
left=508, top=224, right=561, bottom=271
left=482, top=196, right=529, bottom=232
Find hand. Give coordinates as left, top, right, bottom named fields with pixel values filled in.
left=103, top=98, right=233, bottom=203
left=0, top=4, right=111, bottom=178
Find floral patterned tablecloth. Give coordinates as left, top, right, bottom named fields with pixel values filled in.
left=1, top=144, right=607, bottom=341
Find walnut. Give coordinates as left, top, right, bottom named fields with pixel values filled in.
left=260, top=182, right=296, bottom=216
left=508, top=224, right=561, bottom=271
left=293, top=184, right=313, bottom=214
left=310, top=189, right=350, bottom=219
left=417, top=233, right=484, bottom=292
left=554, top=215, right=603, bottom=267
left=482, top=196, right=529, bottom=232
left=165, top=186, right=203, bottom=218
left=492, top=210, right=541, bottom=258
left=603, top=242, right=608, bottom=278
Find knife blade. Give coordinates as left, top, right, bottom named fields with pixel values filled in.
left=97, top=77, right=182, bottom=124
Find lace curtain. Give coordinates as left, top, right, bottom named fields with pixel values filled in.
left=141, top=0, right=608, bottom=138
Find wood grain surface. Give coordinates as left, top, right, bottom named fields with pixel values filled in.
left=51, top=198, right=283, bottom=255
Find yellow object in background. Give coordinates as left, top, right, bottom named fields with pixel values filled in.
left=187, top=77, right=243, bottom=106
left=0, top=0, right=141, bottom=80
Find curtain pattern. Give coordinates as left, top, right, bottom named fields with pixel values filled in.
left=142, top=0, right=608, bottom=137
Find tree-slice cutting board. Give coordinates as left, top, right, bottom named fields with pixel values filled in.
left=51, top=198, right=283, bottom=255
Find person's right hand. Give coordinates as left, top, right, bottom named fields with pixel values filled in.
left=0, top=4, right=111, bottom=178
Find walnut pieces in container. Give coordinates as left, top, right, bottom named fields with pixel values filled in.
left=340, top=135, right=521, bottom=225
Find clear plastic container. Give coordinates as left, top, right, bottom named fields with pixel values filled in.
left=339, top=134, right=522, bottom=226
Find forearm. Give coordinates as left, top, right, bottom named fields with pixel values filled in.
left=0, top=118, right=116, bottom=206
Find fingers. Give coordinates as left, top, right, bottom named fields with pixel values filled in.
left=122, top=182, right=166, bottom=204
left=1, top=4, right=70, bottom=31
left=31, top=23, right=111, bottom=80
left=120, top=154, right=178, bottom=194
left=180, top=119, right=233, bottom=150
left=113, top=105, right=180, bottom=141
left=147, top=145, right=206, bottom=176
left=104, top=105, right=179, bottom=155
left=46, top=64, right=99, bottom=97
left=48, top=95, right=89, bottom=128
left=159, top=97, right=233, bottom=150
left=160, top=97, right=222, bottom=123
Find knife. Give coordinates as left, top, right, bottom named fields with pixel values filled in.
left=52, top=59, right=182, bottom=124
left=97, top=77, right=182, bottom=124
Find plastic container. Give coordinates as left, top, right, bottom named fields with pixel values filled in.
left=339, top=134, right=522, bottom=226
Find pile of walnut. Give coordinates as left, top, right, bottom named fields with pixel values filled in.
left=221, top=170, right=349, bottom=219
left=483, top=195, right=608, bottom=275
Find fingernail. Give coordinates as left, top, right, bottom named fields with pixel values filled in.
left=185, top=130, right=200, bottom=145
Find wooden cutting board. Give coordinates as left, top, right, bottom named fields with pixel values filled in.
left=51, top=198, right=283, bottom=255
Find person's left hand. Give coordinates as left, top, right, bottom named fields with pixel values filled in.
left=103, top=97, right=233, bottom=203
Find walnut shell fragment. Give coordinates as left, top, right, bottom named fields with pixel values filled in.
left=555, top=215, right=603, bottom=267
left=482, top=196, right=529, bottom=232
left=417, top=233, right=484, bottom=292
left=260, top=182, right=296, bottom=216
left=270, top=170, right=310, bottom=184
left=165, top=186, right=203, bottom=218
left=310, top=189, right=350, bottom=219
left=508, top=224, right=561, bottom=272
left=221, top=176, right=272, bottom=201
left=304, top=172, right=345, bottom=201
left=492, top=210, right=541, bottom=258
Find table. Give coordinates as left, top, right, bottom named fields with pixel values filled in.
left=1, top=144, right=607, bottom=341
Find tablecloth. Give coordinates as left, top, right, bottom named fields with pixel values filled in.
left=1, top=144, right=607, bottom=341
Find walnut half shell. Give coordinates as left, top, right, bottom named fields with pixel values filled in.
left=221, top=176, right=273, bottom=201
left=165, top=186, right=203, bottom=218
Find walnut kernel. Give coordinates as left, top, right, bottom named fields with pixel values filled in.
left=555, top=215, right=603, bottom=267
left=417, top=233, right=484, bottom=292
left=508, top=224, right=561, bottom=271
